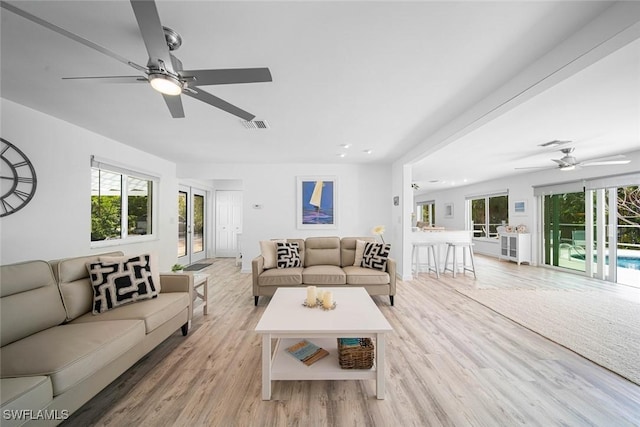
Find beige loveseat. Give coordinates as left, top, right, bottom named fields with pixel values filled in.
left=252, top=236, right=396, bottom=306
left=0, top=251, right=193, bottom=426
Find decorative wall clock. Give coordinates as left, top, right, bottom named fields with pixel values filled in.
left=1, top=138, right=37, bottom=217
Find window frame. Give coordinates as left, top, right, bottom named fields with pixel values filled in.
left=90, top=157, right=159, bottom=248
left=416, top=200, right=435, bottom=227
left=467, top=191, right=509, bottom=241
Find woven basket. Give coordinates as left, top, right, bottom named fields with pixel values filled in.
left=337, top=338, right=374, bottom=369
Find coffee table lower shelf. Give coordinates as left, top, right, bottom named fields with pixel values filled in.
left=271, top=338, right=377, bottom=381
left=262, top=336, right=385, bottom=400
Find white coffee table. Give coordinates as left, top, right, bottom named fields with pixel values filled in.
left=255, top=287, right=393, bottom=400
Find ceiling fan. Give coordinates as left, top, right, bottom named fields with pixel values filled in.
left=1, top=1, right=272, bottom=120
left=517, top=147, right=631, bottom=171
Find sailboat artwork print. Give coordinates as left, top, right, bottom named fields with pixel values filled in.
left=297, top=176, right=337, bottom=229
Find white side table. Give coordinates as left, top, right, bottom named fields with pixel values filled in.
left=235, top=232, right=243, bottom=267
left=192, top=273, right=209, bottom=315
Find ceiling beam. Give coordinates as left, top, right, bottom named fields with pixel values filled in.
left=397, top=1, right=640, bottom=168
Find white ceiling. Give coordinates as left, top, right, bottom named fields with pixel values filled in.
left=412, top=36, right=640, bottom=191
left=1, top=1, right=638, bottom=186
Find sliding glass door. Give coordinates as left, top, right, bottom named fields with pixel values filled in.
left=542, top=192, right=587, bottom=272
left=611, top=186, right=640, bottom=286
left=540, top=179, right=639, bottom=288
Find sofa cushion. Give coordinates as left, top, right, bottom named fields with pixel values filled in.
left=302, top=265, right=346, bottom=285
left=54, top=251, right=123, bottom=321
left=0, top=376, right=53, bottom=420
left=276, top=242, right=302, bottom=268
left=87, top=254, right=159, bottom=314
left=259, top=240, right=286, bottom=269
left=340, top=237, right=376, bottom=267
left=258, top=268, right=303, bottom=286
left=0, top=320, right=144, bottom=396
left=100, top=252, right=161, bottom=293
left=71, top=293, right=189, bottom=334
left=353, top=240, right=367, bottom=266
left=361, top=242, right=391, bottom=271
left=305, top=237, right=341, bottom=267
left=0, top=261, right=67, bottom=347
left=343, top=266, right=391, bottom=285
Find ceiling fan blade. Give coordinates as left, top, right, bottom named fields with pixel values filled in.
left=183, top=87, right=255, bottom=120
left=581, top=155, right=630, bottom=166
left=515, top=166, right=552, bottom=170
left=130, top=0, right=175, bottom=73
left=552, top=159, right=571, bottom=167
left=180, top=68, right=273, bottom=86
left=162, top=94, right=185, bottom=118
left=62, top=76, right=147, bottom=84
left=170, top=54, right=183, bottom=72
left=1, top=2, right=147, bottom=73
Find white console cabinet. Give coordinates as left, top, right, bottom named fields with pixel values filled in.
left=499, top=233, right=531, bottom=265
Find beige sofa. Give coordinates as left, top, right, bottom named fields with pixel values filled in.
left=0, top=251, right=193, bottom=426
left=252, top=236, right=396, bottom=306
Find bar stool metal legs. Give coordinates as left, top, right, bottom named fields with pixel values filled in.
left=411, top=242, right=440, bottom=278
left=443, top=242, right=476, bottom=279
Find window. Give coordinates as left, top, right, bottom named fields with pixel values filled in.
left=91, top=157, right=156, bottom=244
left=468, top=193, right=508, bottom=238
left=416, top=201, right=435, bottom=226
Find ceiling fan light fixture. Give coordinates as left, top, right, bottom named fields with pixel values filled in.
left=149, top=73, right=183, bottom=96
left=560, top=165, right=575, bottom=171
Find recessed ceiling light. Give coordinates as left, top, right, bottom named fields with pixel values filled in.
left=428, top=180, right=439, bottom=183
left=337, top=153, right=346, bottom=158
left=340, top=144, right=351, bottom=149
left=363, top=149, right=373, bottom=154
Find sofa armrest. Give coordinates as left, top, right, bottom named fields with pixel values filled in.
left=386, top=258, right=397, bottom=295
left=251, top=256, right=265, bottom=297
left=159, top=273, right=194, bottom=321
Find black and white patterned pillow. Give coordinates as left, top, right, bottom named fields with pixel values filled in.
left=87, top=254, right=159, bottom=314
left=361, top=242, right=391, bottom=271
left=276, top=242, right=302, bottom=268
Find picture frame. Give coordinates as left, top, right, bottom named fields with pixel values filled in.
left=514, top=200, right=527, bottom=216
left=444, top=202, right=454, bottom=218
left=296, top=176, right=337, bottom=229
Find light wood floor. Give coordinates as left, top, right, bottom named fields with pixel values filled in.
left=64, top=256, right=640, bottom=427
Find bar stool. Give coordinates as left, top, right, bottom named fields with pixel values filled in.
left=411, top=242, right=439, bottom=278
left=443, top=241, right=476, bottom=278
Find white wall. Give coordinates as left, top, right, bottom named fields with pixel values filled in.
left=0, top=99, right=180, bottom=269
left=178, top=162, right=392, bottom=272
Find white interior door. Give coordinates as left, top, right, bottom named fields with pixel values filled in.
left=215, top=190, right=242, bottom=257
left=177, top=186, right=207, bottom=265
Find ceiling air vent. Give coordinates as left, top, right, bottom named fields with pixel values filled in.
left=241, top=120, right=269, bottom=129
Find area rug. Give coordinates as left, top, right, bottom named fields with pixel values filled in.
left=183, top=263, right=212, bottom=271
left=458, top=289, right=640, bottom=385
